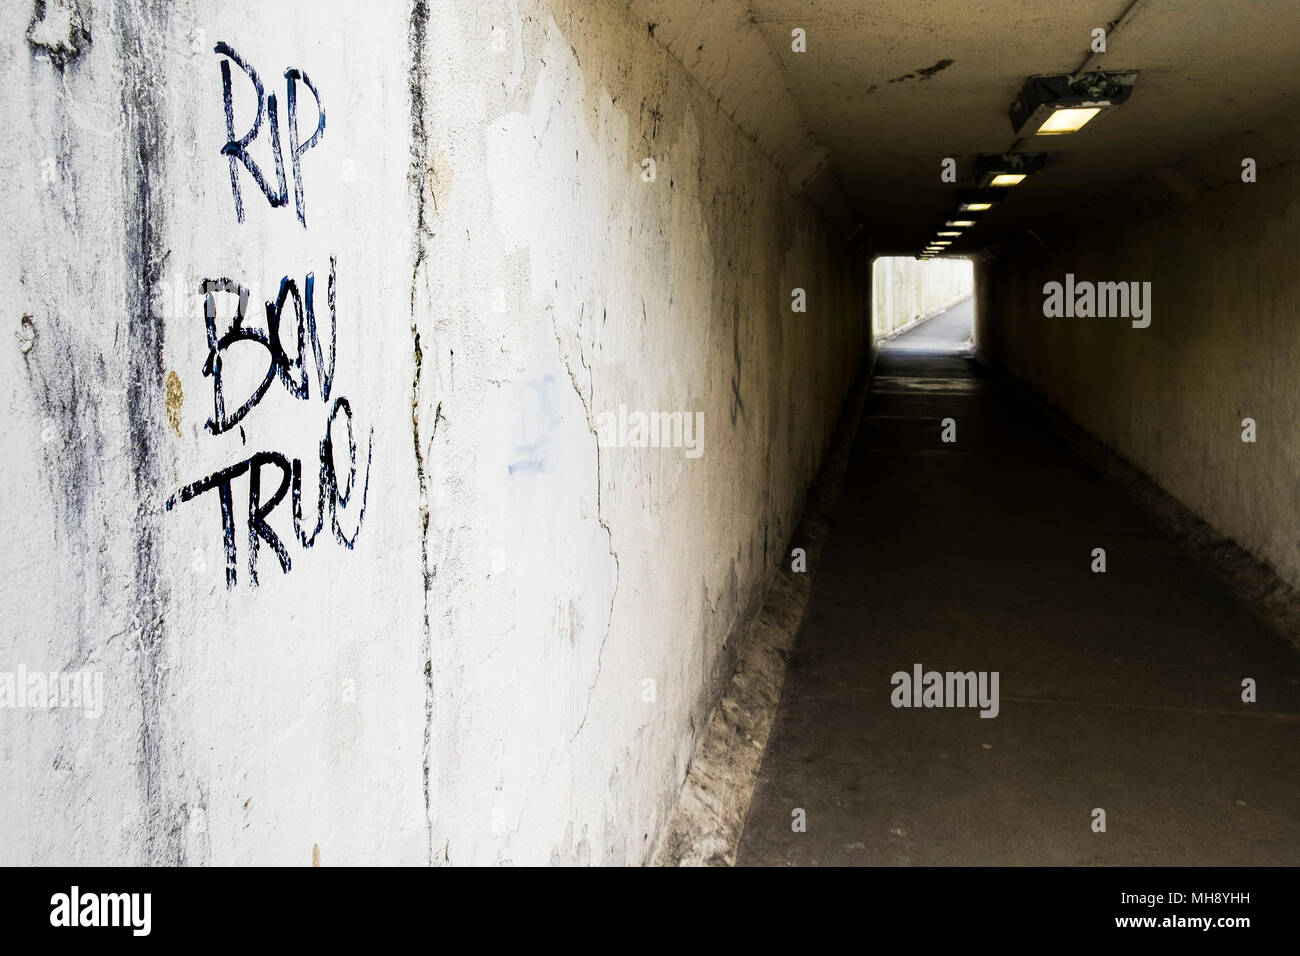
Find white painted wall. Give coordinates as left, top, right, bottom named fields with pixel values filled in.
left=2, top=0, right=426, bottom=866
left=1, top=0, right=868, bottom=864
left=872, top=256, right=973, bottom=338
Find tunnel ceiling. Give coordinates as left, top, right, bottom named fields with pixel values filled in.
left=630, top=0, right=1300, bottom=255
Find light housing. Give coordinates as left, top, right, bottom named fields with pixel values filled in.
left=1009, top=71, right=1138, bottom=137
left=974, top=153, right=1046, bottom=188
left=955, top=188, right=1005, bottom=211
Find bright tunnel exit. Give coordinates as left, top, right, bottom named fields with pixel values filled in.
left=872, top=256, right=975, bottom=351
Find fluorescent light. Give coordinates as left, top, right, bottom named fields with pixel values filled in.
left=946, top=220, right=977, bottom=227
left=1009, top=72, right=1137, bottom=137
left=975, top=153, right=1045, bottom=188
left=937, top=230, right=961, bottom=237
left=1035, top=106, right=1101, bottom=134
left=956, top=188, right=1005, bottom=210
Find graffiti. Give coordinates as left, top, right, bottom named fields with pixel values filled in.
left=199, top=261, right=336, bottom=434
left=166, top=46, right=370, bottom=589
left=166, top=394, right=371, bottom=589
left=215, top=42, right=325, bottom=227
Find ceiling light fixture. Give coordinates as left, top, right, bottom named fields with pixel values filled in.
left=955, top=188, right=1005, bottom=211
left=1009, top=71, right=1138, bottom=137
left=974, top=153, right=1046, bottom=188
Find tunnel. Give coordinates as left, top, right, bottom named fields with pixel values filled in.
left=2, top=0, right=1298, bottom=895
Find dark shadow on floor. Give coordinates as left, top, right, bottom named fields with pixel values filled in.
left=735, top=304, right=1300, bottom=866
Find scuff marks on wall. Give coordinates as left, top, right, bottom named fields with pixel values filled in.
left=22, top=326, right=101, bottom=545
left=116, top=0, right=176, bottom=865
left=639, top=96, right=663, bottom=141
left=27, top=0, right=91, bottom=70
left=730, top=299, right=744, bottom=425
left=18, top=314, right=37, bottom=354
left=886, top=57, right=954, bottom=84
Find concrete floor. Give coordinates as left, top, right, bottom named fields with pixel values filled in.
left=882, top=296, right=974, bottom=352
left=735, top=304, right=1300, bottom=866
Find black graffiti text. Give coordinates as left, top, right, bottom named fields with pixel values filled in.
left=166, top=396, right=372, bottom=589
left=215, top=41, right=325, bottom=227
left=201, top=258, right=337, bottom=435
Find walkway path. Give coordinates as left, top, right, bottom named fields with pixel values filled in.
left=735, top=303, right=1300, bottom=865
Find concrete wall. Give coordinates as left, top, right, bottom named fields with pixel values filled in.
left=976, top=161, right=1300, bottom=590
left=0, top=0, right=868, bottom=864
left=872, top=256, right=973, bottom=338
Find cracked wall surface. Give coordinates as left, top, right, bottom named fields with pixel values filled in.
left=2, top=0, right=868, bottom=865
left=415, top=0, right=868, bottom=865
